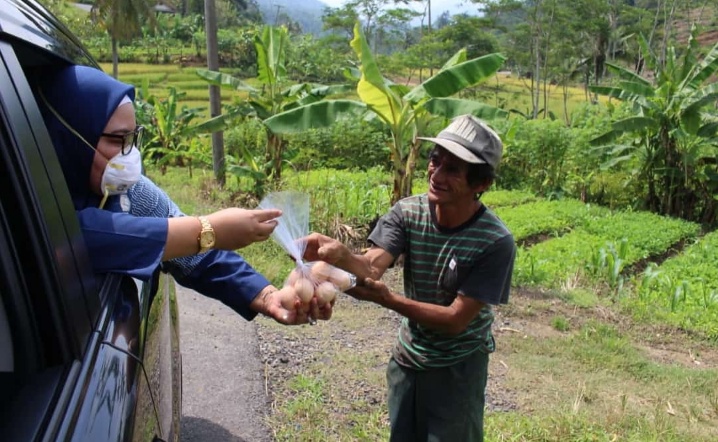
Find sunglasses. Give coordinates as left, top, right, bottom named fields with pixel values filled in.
left=100, top=125, right=144, bottom=155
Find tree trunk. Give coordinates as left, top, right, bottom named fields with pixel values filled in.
left=267, top=133, right=284, bottom=183
left=660, top=128, right=678, bottom=216
left=205, top=0, right=225, bottom=187
left=389, top=133, right=405, bottom=205
left=532, top=35, right=540, bottom=119
left=541, top=2, right=555, bottom=119
left=530, top=0, right=541, bottom=119
left=391, top=168, right=406, bottom=206
left=111, top=36, right=119, bottom=79
left=400, top=139, right=421, bottom=199
left=562, top=83, right=570, bottom=124
left=659, top=0, right=677, bottom=68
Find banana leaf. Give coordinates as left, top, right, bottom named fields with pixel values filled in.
left=350, top=22, right=401, bottom=126
left=196, top=69, right=258, bottom=92
left=264, top=100, right=368, bottom=134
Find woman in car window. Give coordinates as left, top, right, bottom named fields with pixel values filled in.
left=34, top=64, right=329, bottom=326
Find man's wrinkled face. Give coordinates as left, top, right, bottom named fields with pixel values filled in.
left=427, top=147, right=477, bottom=204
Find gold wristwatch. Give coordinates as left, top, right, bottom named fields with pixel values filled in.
left=197, top=216, right=215, bottom=253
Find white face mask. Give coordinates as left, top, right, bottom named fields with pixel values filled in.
left=100, top=146, right=142, bottom=197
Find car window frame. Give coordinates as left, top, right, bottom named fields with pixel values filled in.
left=0, top=39, right=99, bottom=440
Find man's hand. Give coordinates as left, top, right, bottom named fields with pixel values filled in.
left=302, top=232, right=349, bottom=265
left=346, top=277, right=392, bottom=306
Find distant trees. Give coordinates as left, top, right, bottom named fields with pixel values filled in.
left=265, top=23, right=508, bottom=204
left=323, top=0, right=421, bottom=54
left=465, top=0, right=717, bottom=121
left=91, top=0, right=155, bottom=78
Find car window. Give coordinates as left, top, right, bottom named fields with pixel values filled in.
left=0, top=40, right=79, bottom=440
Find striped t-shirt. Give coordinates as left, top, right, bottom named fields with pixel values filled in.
left=368, top=194, right=515, bottom=370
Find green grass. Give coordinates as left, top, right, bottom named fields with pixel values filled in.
left=495, top=199, right=610, bottom=242
left=487, top=310, right=718, bottom=442
left=514, top=208, right=701, bottom=289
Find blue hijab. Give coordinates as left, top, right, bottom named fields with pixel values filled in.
left=38, top=65, right=135, bottom=210
left=34, top=65, right=168, bottom=280
left=34, top=66, right=271, bottom=315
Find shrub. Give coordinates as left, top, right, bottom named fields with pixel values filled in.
left=284, top=119, right=391, bottom=171
left=225, top=119, right=267, bottom=160
left=501, top=119, right=575, bottom=197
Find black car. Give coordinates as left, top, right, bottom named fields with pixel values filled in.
left=0, top=0, right=181, bottom=440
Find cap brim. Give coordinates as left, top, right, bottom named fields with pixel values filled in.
left=417, top=137, right=487, bottom=164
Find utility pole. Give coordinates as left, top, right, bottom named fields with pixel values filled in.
left=427, top=0, right=432, bottom=33
left=274, top=4, right=284, bottom=25
left=428, top=0, right=433, bottom=76
left=205, top=0, right=225, bottom=186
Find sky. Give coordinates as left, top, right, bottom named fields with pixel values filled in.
left=319, top=0, right=478, bottom=17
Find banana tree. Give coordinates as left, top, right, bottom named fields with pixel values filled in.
left=589, top=26, right=718, bottom=224
left=265, top=22, right=508, bottom=204
left=135, top=82, right=214, bottom=177
left=197, top=25, right=353, bottom=187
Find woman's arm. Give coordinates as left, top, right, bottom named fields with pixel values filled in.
left=163, top=208, right=280, bottom=260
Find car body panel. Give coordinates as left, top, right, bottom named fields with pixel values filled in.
left=0, top=0, right=96, bottom=67
left=0, top=0, right=181, bottom=440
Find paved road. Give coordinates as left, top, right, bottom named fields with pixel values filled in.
left=177, top=284, right=273, bottom=442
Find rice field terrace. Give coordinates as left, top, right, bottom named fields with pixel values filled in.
left=102, top=63, right=600, bottom=124
left=152, top=166, right=718, bottom=442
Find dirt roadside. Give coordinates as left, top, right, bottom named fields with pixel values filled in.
left=177, top=265, right=718, bottom=441
left=177, top=284, right=273, bottom=442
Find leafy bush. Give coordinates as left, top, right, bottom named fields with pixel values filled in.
left=282, top=167, right=393, bottom=234
left=500, top=119, right=576, bottom=197
left=586, top=171, right=641, bottom=210
left=217, top=28, right=257, bottom=71
left=225, top=119, right=267, bottom=160
left=285, top=34, right=349, bottom=83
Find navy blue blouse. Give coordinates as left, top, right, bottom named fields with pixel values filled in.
left=36, top=65, right=268, bottom=320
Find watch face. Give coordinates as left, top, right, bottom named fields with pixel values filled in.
left=200, top=230, right=215, bottom=247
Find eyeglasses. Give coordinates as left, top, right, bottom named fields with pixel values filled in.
left=100, top=125, right=144, bottom=155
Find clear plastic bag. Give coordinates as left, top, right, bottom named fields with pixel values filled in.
left=258, top=191, right=356, bottom=308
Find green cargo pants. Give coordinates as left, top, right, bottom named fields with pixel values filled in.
left=386, top=350, right=489, bottom=442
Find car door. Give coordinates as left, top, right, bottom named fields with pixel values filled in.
left=0, top=37, right=98, bottom=440
left=0, top=31, right=179, bottom=441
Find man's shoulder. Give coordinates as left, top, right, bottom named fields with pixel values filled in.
left=395, top=193, right=428, bottom=210
left=469, top=206, right=514, bottom=250
left=481, top=206, right=512, bottom=233
left=393, top=194, right=431, bottom=222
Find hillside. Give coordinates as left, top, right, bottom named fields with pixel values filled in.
left=672, top=4, right=718, bottom=47
left=256, top=0, right=328, bottom=35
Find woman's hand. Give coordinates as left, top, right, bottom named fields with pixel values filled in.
left=256, top=285, right=333, bottom=325
left=208, top=208, right=281, bottom=250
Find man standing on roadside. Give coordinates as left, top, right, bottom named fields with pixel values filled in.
left=303, top=114, right=516, bottom=441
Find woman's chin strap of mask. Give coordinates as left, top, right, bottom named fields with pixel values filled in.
left=99, top=145, right=142, bottom=209
left=40, top=90, right=142, bottom=209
